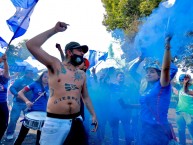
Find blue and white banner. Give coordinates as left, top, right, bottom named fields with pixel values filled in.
left=7, top=0, right=38, bottom=39
left=11, top=0, right=37, bottom=9
left=88, top=50, right=108, bottom=68
left=0, top=37, right=8, bottom=48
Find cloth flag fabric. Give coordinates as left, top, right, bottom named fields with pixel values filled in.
left=98, top=52, right=108, bottom=61
left=88, top=50, right=97, bottom=68
left=88, top=50, right=108, bottom=68
left=11, top=0, right=36, bottom=9
left=7, top=0, right=38, bottom=39
left=0, top=37, right=8, bottom=48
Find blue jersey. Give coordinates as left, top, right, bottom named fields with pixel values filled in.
left=10, top=77, right=33, bottom=103
left=27, top=82, right=49, bottom=111
left=0, top=76, right=9, bottom=102
left=140, top=81, right=172, bottom=124
left=140, top=63, right=178, bottom=124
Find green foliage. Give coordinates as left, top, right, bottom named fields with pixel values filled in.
left=17, top=39, right=32, bottom=60
left=6, top=39, right=33, bottom=65
left=101, top=0, right=162, bottom=35
left=139, top=0, right=161, bottom=17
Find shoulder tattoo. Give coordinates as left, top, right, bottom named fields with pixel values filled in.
left=56, top=63, right=67, bottom=76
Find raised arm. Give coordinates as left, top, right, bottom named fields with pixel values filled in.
left=1, top=54, right=10, bottom=78
left=160, top=36, right=172, bottom=87
left=56, top=43, right=65, bottom=61
left=183, top=75, right=193, bottom=96
left=26, top=22, right=69, bottom=72
left=128, top=55, right=144, bottom=83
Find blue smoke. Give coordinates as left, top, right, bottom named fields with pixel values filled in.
left=135, top=0, right=193, bottom=62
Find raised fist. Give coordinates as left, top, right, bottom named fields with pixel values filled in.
left=54, top=22, right=69, bottom=33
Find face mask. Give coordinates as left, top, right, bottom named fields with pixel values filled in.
left=70, top=54, right=84, bottom=66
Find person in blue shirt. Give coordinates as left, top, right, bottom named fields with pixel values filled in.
left=0, top=54, right=10, bottom=141
left=14, top=70, right=49, bottom=145
left=6, top=68, right=34, bottom=140
left=109, top=71, right=133, bottom=145
left=134, top=36, right=178, bottom=145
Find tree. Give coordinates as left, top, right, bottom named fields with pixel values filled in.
left=101, top=0, right=162, bottom=35
left=6, top=39, right=33, bottom=65
left=17, top=39, right=32, bottom=60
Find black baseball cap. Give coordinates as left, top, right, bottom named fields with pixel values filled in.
left=65, top=42, right=88, bottom=53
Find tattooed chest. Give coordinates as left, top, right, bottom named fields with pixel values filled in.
left=54, top=96, right=80, bottom=105
left=65, top=83, right=79, bottom=91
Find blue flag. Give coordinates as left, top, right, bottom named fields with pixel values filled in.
left=88, top=50, right=97, bottom=68
left=88, top=50, right=108, bottom=68
left=0, top=37, right=8, bottom=48
left=98, top=52, right=108, bottom=61
left=7, top=0, right=38, bottom=39
left=11, top=0, right=37, bottom=9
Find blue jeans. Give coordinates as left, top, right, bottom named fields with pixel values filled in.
left=176, top=112, right=193, bottom=145
left=6, top=101, right=26, bottom=136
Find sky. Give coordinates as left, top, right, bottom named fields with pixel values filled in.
left=0, top=0, right=113, bottom=59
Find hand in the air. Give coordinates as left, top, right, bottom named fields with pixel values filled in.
left=184, top=74, right=191, bottom=84
left=56, top=43, right=61, bottom=49
left=165, top=35, right=172, bottom=49
left=0, top=54, right=7, bottom=63
left=54, top=22, right=69, bottom=33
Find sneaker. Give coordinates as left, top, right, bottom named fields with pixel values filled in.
left=6, top=134, right=14, bottom=140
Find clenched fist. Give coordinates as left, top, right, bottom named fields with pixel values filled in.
left=54, top=22, right=69, bottom=33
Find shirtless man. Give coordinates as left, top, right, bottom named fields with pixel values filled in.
left=26, top=21, right=98, bottom=145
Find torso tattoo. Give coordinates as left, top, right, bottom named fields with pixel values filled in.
left=54, top=96, right=80, bottom=105
left=73, top=71, right=83, bottom=82
left=57, top=63, right=67, bottom=76
left=65, top=83, right=79, bottom=91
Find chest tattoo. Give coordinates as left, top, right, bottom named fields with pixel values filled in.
left=60, top=63, right=67, bottom=74
left=57, top=63, right=67, bottom=76
left=73, top=71, right=83, bottom=81
left=65, top=83, right=79, bottom=91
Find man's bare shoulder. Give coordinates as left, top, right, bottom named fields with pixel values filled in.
left=47, top=57, right=64, bottom=75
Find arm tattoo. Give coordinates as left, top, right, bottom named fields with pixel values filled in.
left=50, top=88, right=54, bottom=97
left=73, top=71, right=83, bottom=81
left=65, top=83, right=79, bottom=91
